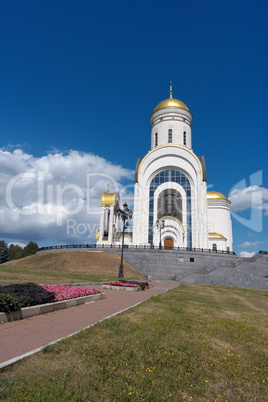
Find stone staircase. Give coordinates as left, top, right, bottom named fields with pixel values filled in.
left=118, top=249, right=268, bottom=290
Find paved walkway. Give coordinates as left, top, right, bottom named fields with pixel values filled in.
left=0, top=281, right=179, bottom=369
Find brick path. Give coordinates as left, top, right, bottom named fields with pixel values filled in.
left=0, top=281, right=179, bottom=369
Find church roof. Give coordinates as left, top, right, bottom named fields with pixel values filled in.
left=153, top=95, right=189, bottom=112
left=207, top=191, right=227, bottom=200
left=101, top=191, right=118, bottom=206
left=208, top=233, right=227, bottom=240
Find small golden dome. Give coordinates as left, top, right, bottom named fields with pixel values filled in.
left=208, top=233, right=226, bottom=240
left=153, top=95, right=189, bottom=113
left=207, top=191, right=227, bottom=200
left=101, top=191, right=118, bottom=206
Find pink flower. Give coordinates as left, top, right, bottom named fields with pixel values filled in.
left=42, top=285, right=99, bottom=301
left=104, top=281, right=140, bottom=287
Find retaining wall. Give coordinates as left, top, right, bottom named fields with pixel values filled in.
left=38, top=248, right=268, bottom=290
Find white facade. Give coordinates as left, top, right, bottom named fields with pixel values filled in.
left=96, top=88, right=233, bottom=251
left=207, top=192, right=233, bottom=251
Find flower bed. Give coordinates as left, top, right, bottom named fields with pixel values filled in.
left=0, top=283, right=100, bottom=314
left=42, top=285, right=99, bottom=301
left=0, top=284, right=104, bottom=323
left=104, top=281, right=140, bottom=288
left=103, top=280, right=153, bottom=291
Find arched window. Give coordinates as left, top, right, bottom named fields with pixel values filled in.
left=183, top=131, right=187, bottom=146
left=168, top=129, right=172, bottom=143
left=155, top=132, right=158, bottom=147
left=103, top=209, right=110, bottom=239
left=148, top=169, right=192, bottom=247
left=157, top=189, right=182, bottom=221
left=212, top=243, right=217, bottom=251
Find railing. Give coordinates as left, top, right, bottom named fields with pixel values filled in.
left=39, top=243, right=236, bottom=255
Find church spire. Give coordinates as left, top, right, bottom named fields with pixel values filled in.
left=169, top=81, right=173, bottom=98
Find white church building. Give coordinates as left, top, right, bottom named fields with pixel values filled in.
left=96, top=86, right=233, bottom=252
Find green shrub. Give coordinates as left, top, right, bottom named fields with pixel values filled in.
left=0, top=291, right=21, bottom=313
left=0, top=283, right=55, bottom=308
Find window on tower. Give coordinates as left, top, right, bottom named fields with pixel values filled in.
left=168, top=129, right=172, bottom=143
left=183, top=131, right=187, bottom=145
left=155, top=132, right=158, bottom=147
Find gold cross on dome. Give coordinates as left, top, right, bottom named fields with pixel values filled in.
left=169, top=81, right=173, bottom=98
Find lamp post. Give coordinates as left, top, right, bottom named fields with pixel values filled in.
left=117, top=203, right=133, bottom=278
left=156, top=219, right=165, bottom=249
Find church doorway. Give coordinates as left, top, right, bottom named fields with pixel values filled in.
left=164, top=238, right=174, bottom=249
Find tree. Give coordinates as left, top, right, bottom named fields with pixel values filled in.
left=21, top=241, right=39, bottom=258
left=0, top=240, right=9, bottom=263
left=9, top=244, right=23, bottom=260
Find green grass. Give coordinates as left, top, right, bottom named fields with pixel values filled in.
left=0, top=264, right=120, bottom=285
left=1, top=284, right=268, bottom=401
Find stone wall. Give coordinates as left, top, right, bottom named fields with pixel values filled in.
left=38, top=248, right=268, bottom=290
left=95, top=248, right=268, bottom=290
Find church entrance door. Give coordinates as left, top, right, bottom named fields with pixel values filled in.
left=164, top=238, right=174, bottom=249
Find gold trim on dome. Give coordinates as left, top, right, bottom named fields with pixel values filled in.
left=153, top=95, right=189, bottom=113
left=208, top=233, right=226, bottom=240
left=101, top=191, right=118, bottom=206
left=207, top=191, right=227, bottom=200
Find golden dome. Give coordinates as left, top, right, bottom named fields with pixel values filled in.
left=153, top=95, right=189, bottom=112
left=101, top=191, right=118, bottom=206
left=208, top=233, right=226, bottom=240
left=207, top=191, right=227, bottom=200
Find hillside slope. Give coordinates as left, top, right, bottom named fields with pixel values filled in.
left=5, top=251, right=145, bottom=279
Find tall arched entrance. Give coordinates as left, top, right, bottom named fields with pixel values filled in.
left=164, top=238, right=174, bottom=249
left=148, top=169, right=192, bottom=247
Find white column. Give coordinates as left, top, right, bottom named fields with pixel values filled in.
left=107, top=206, right=115, bottom=244
left=99, top=206, right=105, bottom=241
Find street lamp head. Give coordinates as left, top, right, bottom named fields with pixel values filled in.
left=118, top=203, right=133, bottom=221
left=156, top=219, right=165, bottom=229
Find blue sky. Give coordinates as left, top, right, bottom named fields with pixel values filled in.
left=0, top=0, right=267, bottom=255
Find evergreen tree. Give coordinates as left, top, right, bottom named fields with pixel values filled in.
left=0, top=240, right=9, bottom=263
left=9, top=244, right=23, bottom=260
left=21, top=241, right=39, bottom=258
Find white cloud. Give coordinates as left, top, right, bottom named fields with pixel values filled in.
left=0, top=149, right=134, bottom=245
left=8, top=242, right=27, bottom=248
left=238, top=241, right=265, bottom=248
left=239, top=251, right=256, bottom=258
left=262, top=202, right=268, bottom=216
left=229, top=185, right=268, bottom=212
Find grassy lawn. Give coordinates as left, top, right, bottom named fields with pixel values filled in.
left=1, top=284, right=268, bottom=401
left=0, top=264, right=119, bottom=284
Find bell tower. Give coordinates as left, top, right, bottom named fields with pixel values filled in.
left=150, top=82, right=193, bottom=150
